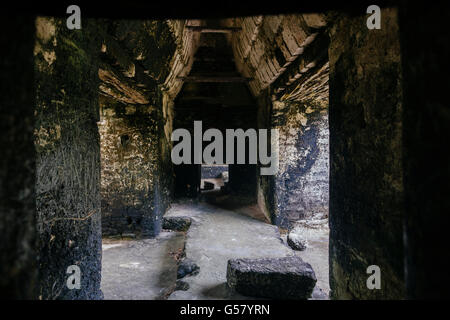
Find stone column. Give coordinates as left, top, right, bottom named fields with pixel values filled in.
left=328, top=9, right=405, bottom=299
left=271, top=100, right=329, bottom=229
left=34, top=18, right=103, bottom=299
left=99, top=103, right=162, bottom=238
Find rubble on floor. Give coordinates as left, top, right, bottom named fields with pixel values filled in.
left=177, top=258, right=200, bottom=279
left=287, top=231, right=308, bottom=251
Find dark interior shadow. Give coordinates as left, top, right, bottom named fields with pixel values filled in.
left=201, top=189, right=270, bottom=223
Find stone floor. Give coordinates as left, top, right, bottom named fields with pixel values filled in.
left=101, top=232, right=185, bottom=300
left=166, top=201, right=329, bottom=300
left=100, top=200, right=329, bottom=300
left=281, top=224, right=330, bottom=296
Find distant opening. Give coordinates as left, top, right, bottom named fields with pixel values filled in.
left=200, top=164, right=229, bottom=193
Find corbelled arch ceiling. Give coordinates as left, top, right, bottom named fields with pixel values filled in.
left=222, top=14, right=329, bottom=103
left=98, top=19, right=201, bottom=105
left=98, top=14, right=329, bottom=108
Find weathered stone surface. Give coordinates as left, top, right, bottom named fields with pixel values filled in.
left=293, top=218, right=328, bottom=229
left=177, top=258, right=200, bottom=279
left=226, top=256, right=316, bottom=299
left=311, top=287, right=329, bottom=300
left=175, top=280, right=190, bottom=291
left=227, top=14, right=327, bottom=97
left=163, top=216, right=192, bottom=232
left=99, top=20, right=178, bottom=238
left=328, top=9, right=405, bottom=299
left=163, top=20, right=202, bottom=100
left=3, top=6, right=450, bottom=302
left=99, top=102, right=167, bottom=237
left=287, top=230, right=307, bottom=251
left=252, top=18, right=329, bottom=230
left=101, top=232, right=185, bottom=299
left=271, top=101, right=329, bottom=228
left=166, top=202, right=303, bottom=300
left=34, top=17, right=104, bottom=300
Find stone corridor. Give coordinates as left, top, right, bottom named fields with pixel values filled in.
left=2, top=2, right=450, bottom=301
left=101, top=200, right=329, bottom=300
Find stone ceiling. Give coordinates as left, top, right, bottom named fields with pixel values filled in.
left=98, top=14, right=329, bottom=109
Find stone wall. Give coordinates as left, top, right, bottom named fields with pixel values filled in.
left=271, top=100, right=329, bottom=228
left=34, top=17, right=103, bottom=300
left=98, top=20, right=182, bottom=237
left=99, top=101, right=164, bottom=237
left=250, top=16, right=330, bottom=229
left=0, top=16, right=37, bottom=299
left=328, top=9, right=405, bottom=299
left=225, top=14, right=327, bottom=97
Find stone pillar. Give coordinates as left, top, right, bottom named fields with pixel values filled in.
left=174, top=164, right=201, bottom=198
left=399, top=2, right=450, bottom=299
left=328, top=9, right=405, bottom=299
left=271, top=100, right=329, bottom=229
left=228, top=164, right=258, bottom=198
left=99, top=103, right=163, bottom=237
left=34, top=18, right=103, bottom=299
left=0, top=16, right=37, bottom=299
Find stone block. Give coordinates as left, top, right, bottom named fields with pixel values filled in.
left=163, top=216, right=192, bottom=232
left=287, top=230, right=308, bottom=251
left=177, top=258, right=200, bottom=279
left=226, top=256, right=316, bottom=299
